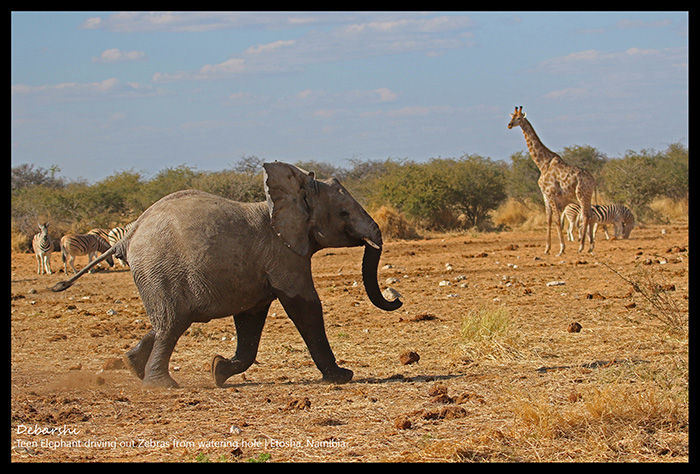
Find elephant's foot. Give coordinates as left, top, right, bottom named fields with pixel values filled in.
left=142, top=373, right=180, bottom=389
left=124, top=331, right=155, bottom=380
left=212, top=354, right=259, bottom=387
left=321, top=366, right=353, bottom=384
left=212, top=355, right=232, bottom=387
left=211, top=355, right=241, bottom=387
left=124, top=351, right=149, bottom=380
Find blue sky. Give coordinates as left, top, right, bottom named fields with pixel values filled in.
left=11, top=11, right=688, bottom=183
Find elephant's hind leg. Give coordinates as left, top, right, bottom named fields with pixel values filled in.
left=141, top=321, right=190, bottom=388
left=212, top=304, right=270, bottom=387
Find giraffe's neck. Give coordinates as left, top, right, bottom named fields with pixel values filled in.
left=519, top=118, right=556, bottom=171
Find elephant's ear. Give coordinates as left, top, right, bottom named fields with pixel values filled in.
left=263, top=162, right=315, bottom=256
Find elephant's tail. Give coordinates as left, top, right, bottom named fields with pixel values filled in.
left=50, top=218, right=139, bottom=292
left=50, top=245, right=119, bottom=292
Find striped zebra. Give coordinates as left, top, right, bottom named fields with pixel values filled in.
left=60, top=233, right=114, bottom=274
left=32, top=223, right=54, bottom=275
left=562, top=203, right=635, bottom=242
left=108, top=221, right=135, bottom=267
left=88, top=228, right=110, bottom=242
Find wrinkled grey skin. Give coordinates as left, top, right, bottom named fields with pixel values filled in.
left=52, top=162, right=401, bottom=388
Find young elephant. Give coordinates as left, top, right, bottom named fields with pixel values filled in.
left=52, top=162, right=402, bottom=388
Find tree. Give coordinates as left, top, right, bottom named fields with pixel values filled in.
left=559, top=144, right=608, bottom=179
left=193, top=170, right=265, bottom=203
left=94, top=170, right=144, bottom=221
left=365, top=157, right=506, bottom=230
left=600, top=150, right=663, bottom=215
left=139, top=165, right=201, bottom=207
left=367, top=160, right=452, bottom=229
left=11, top=163, right=63, bottom=192
left=507, top=151, right=541, bottom=206
left=438, top=155, right=507, bottom=228
left=656, top=142, right=688, bottom=201
left=233, top=155, right=264, bottom=175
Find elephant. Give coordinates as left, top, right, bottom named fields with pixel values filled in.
left=51, top=162, right=402, bottom=388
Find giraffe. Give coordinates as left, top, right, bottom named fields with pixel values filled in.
left=508, top=106, right=596, bottom=255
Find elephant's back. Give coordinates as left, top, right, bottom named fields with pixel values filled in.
left=126, top=191, right=275, bottom=317
left=129, top=190, right=270, bottom=260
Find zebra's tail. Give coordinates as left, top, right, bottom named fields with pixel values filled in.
left=50, top=245, right=119, bottom=292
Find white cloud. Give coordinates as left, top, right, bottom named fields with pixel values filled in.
left=614, top=18, right=673, bottom=30
left=145, top=12, right=476, bottom=83
left=12, top=78, right=120, bottom=95
left=80, top=11, right=251, bottom=33
left=12, top=78, right=164, bottom=102
left=91, top=48, right=148, bottom=64
left=536, top=46, right=687, bottom=76
left=342, top=16, right=473, bottom=35
left=296, top=89, right=315, bottom=100
left=199, top=58, right=246, bottom=76
left=153, top=58, right=247, bottom=82
left=375, top=88, right=398, bottom=102
left=579, top=17, right=676, bottom=34
left=245, top=40, right=296, bottom=55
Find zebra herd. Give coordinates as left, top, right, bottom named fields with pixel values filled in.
left=30, top=222, right=134, bottom=275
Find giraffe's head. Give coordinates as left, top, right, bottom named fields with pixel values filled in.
left=507, top=106, right=526, bottom=129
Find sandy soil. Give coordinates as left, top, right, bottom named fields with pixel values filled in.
left=11, top=225, right=689, bottom=462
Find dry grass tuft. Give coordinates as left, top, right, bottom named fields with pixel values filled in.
left=650, top=197, right=688, bottom=223
left=371, top=205, right=421, bottom=240
left=458, top=306, right=523, bottom=361
left=491, top=198, right=546, bottom=231
left=508, top=383, right=687, bottom=460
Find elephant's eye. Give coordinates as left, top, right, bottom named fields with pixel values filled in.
left=339, top=210, right=350, bottom=218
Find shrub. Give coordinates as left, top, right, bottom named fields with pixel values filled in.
left=599, top=143, right=688, bottom=223
left=365, top=156, right=507, bottom=230
left=491, top=198, right=545, bottom=230
left=371, top=206, right=420, bottom=240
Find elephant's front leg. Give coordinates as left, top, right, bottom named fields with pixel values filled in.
left=277, top=292, right=353, bottom=384
left=212, top=303, right=270, bottom=387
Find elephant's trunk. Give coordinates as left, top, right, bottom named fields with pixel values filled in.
left=362, top=242, right=403, bottom=311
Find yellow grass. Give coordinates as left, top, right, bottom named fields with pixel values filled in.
left=371, top=205, right=421, bottom=240
left=650, top=197, right=688, bottom=223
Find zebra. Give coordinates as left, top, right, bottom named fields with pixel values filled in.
left=32, top=223, right=54, bottom=275
left=88, top=228, right=110, bottom=242
left=60, top=233, right=114, bottom=274
left=108, top=221, right=135, bottom=267
left=562, top=203, right=635, bottom=242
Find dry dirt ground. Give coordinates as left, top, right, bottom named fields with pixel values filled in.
left=11, top=225, right=688, bottom=463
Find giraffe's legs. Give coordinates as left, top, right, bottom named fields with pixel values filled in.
left=544, top=202, right=553, bottom=255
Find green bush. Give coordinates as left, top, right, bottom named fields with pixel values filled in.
left=599, top=143, right=687, bottom=222
left=363, top=156, right=507, bottom=230
left=10, top=144, right=688, bottom=251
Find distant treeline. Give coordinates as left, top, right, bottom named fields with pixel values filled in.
left=11, top=143, right=688, bottom=250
